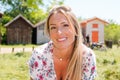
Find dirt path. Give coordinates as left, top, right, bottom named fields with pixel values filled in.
left=0, top=47, right=34, bottom=54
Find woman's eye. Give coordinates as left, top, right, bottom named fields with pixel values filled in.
left=50, top=27, right=56, bottom=30
left=63, top=24, right=69, bottom=27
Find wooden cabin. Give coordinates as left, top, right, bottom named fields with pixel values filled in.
left=80, top=17, right=109, bottom=43
left=5, top=14, right=34, bottom=44
left=34, top=20, right=50, bottom=44
left=0, top=13, right=2, bottom=18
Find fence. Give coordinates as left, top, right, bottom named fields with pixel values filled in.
left=0, top=47, right=35, bottom=54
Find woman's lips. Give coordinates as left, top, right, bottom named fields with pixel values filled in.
left=57, top=37, right=67, bottom=42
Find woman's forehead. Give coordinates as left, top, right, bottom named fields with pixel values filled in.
left=49, top=12, right=69, bottom=24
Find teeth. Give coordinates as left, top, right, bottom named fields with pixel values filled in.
left=58, top=38, right=66, bottom=41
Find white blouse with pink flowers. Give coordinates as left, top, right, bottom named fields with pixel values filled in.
left=28, top=41, right=96, bottom=80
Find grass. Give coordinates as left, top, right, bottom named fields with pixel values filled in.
left=0, top=45, right=120, bottom=80
left=95, top=46, right=120, bottom=80
left=0, top=52, right=31, bottom=80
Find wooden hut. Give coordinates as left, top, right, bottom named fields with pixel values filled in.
left=0, top=13, right=2, bottom=18
left=5, top=14, right=34, bottom=44
left=80, top=17, right=109, bottom=43
left=34, top=20, right=50, bottom=44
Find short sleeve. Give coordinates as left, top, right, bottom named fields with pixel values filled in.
left=27, top=43, right=57, bottom=80
left=28, top=50, right=39, bottom=79
left=82, top=48, right=97, bottom=80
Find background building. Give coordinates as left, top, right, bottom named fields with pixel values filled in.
left=80, top=17, right=109, bottom=43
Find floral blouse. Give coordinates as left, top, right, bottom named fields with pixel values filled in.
left=28, top=41, right=96, bottom=80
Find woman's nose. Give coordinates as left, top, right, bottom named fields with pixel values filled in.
left=57, top=28, right=62, bottom=34
left=58, top=30, right=62, bottom=34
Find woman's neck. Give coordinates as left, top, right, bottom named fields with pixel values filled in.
left=53, top=44, right=74, bottom=61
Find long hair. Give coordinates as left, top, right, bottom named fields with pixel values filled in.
left=45, top=5, right=83, bottom=80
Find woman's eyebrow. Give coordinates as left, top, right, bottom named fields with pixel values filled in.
left=61, top=22, right=67, bottom=24
left=49, top=22, right=67, bottom=26
left=49, top=24, right=56, bottom=26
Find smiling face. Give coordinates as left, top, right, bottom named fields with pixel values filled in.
left=49, top=12, right=76, bottom=49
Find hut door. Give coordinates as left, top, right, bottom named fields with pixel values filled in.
left=92, top=31, right=98, bottom=42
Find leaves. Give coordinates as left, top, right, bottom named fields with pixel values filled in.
left=28, top=9, right=47, bottom=24
left=0, top=0, right=65, bottom=43
left=105, top=23, right=120, bottom=44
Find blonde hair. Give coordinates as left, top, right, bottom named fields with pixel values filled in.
left=45, top=5, right=83, bottom=80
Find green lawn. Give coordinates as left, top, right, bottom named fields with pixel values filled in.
left=95, top=46, right=120, bottom=80
left=0, top=45, right=120, bottom=80
left=0, top=52, right=31, bottom=80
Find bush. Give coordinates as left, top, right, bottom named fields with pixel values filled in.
left=105, top=23, right=120, bottom=44
left=14, top=52, right=24, bottom=57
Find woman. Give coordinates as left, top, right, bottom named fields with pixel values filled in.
left=28, top=5, right=96, bottom=80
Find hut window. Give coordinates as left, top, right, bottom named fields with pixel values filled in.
left=92, top=24, right=98, bottom=28
left=38, top=26, right=41, bottom=30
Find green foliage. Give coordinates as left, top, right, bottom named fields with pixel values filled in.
left=1, top=33, right=7, bottom=44
left=0, top=0, right=45, bottom=23
left=1, top=15, right=12, bottom=25
left=0, top=16, right=7, bottom=44
left=44, top=0, right=65, bottom=13
left=26, top=0, right=43, bottom=9
left=14, top=52, right=25, bottom=57
left=0, top=15, right=8, bottom=44
left=0, top=23, right=6, bottom=35
left=0, top=0, right=65, bottom=24
left=26, top=9, right=47, bottom=24
left=104, top=69, right=120, bottom=80
left=95, top=46, right=120, bottom=80
left=0, top=52, right=31, bottom=80
left=1, top=0, right=43, bottom=12
left=0, top=0, right=65, bottom=44
left=105, top=23, right=120, bottom=44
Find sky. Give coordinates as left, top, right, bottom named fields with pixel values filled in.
left=64, top=0, right=120, bottom=24
left=0, top=0, right=120, bottom=24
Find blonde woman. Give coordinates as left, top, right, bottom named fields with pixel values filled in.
left=28, top=5, right=96, bottom=80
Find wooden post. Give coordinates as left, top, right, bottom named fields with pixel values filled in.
left=23, top=47, right=24, bottom=52
left=32, top=46, right=34, bottom=51
left=12, top=47, right=14, bottom=53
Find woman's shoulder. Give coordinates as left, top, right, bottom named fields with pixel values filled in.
left=28, top=42, right=53, bottom=65
left=31, top=41, right=53, bottom=57
left=82, top=44, right=95, bottom=58
left=34, top=43, right=48, bottom=52
left=82, top=44, right=97, bottom=80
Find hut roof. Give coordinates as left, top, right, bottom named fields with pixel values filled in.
left=5, top=14, right=34, bottom=27
left=80, top=17, right=109, bottom=25
left=35, top=20, right=46, bottom=28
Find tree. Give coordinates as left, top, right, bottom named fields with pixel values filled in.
left=0, top=0, right=65, bottom=44
left=0, top=0, right=65, bottom=23
left=43, top=0, right=65, bottom=13
left=105, top=23, right=120, bottom=44
left=0, top=0, right=46, bottom=23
